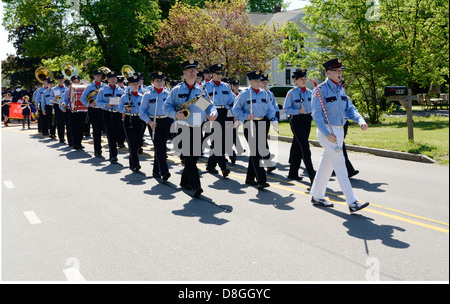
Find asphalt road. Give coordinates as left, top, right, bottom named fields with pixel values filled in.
left=1, top=123, right=449, bottom=282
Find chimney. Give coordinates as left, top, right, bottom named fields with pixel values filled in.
left=274, top=6, right=281, bottom=13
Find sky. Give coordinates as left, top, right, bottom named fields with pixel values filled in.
left=0, top=0, right=309, bottom=62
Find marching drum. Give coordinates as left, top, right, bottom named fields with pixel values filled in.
left=70, top=84, right=88, bottom=112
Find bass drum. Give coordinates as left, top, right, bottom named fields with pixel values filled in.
left=70, top=84, right=88, bottom=112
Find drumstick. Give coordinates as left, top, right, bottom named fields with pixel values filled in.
left=311, top=79, right=342, bottom=152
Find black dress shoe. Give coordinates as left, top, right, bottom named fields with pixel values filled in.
left=153, top=173, right=161, bottom=178
left=245, top=179, right=258, bottom=186
left=110, top=157, right=118, bottom=164
left=180, top=183, right=193, bottom=190
left=221, top=168, right=230, bottom=178
left=162, top=172, right=171, bottom=181
left=257, top=182, right=270, bottom=189
left=193, top=187, right=203, bottom=198
left=206, top=167, right=219, bottom=174
left=133, top=165, right=141, bottom=172
left=230, top=157, right=236, bottom=164
left=287, top=175, right=303, bottom=180
left=94, top=151, right=102, bottom=158
left=348, top=170, right=360, bottom=178
left=267, top=166, right=276, bottom=173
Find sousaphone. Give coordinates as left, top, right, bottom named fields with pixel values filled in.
left=35, top=66, right=54, bottom=83
left=121, top=65, right=135, bottom=78
left=61, top=62, right=79, bottom=80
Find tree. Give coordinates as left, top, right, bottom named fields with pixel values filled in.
left=278, top=0, right=449, bottom=124
left=2, top=0, right=161, bottom=79
left=147, top=0, right=285, bottom=80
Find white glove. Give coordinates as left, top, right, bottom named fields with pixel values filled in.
left=234, top=120, right=242, bottom=128
left=271, top=121, right=279, bottom=133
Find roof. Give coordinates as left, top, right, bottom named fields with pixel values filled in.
left=248, top=8, right=305, bottom=27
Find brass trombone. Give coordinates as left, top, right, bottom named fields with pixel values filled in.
left=35, top=66, right=54, bottom=83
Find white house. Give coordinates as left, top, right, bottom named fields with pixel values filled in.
left=248, top=8, right=325, bottom=89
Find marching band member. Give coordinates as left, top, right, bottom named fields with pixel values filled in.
left=283, top=69, right=316, bottom=184
left=51, top=74, right=68, bottom=143
left=310, top=58, right=369, bottom=213
left=81, top=69, right=105, bottom=158
left=260, top=73, right=278, bottom=173
left=42, top=78, right=56, bottom=138
left=163, top=59, right=217, bottom=198
left=64, top=75, right=86, bottom=150
left=116, top=75, right=127, bottom=148
left=35, top=78, right=49, bottom=135
left=96, top=71, right=124, bottom=163
left=232, top=71, right=278, bottom=189
left=204, top=63, right=234, bottom=177
left=119, top=75, right=144, bottom=172
left=32, top=83, right=42, bottom=132
left=139, top=71, right=173, bottom=180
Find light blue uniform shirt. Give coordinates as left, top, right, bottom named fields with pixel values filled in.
left=119, top=91, right=143, bottom=115
left=163, top=82, right=217, bottom=127
left=80, top=81, right=105, bottom=107
left=283, top=86, right=312, bottom=115
left=41, top=87, right=54, bottom=108
left=96, top=85, right=124, bottom=111
left=50, top=85, right=68, bottom=110
left=312, top=78, right=366, bottom=136
left=204, top=81, right=234, bottom=109
left=139, top=87, right=170, bottom=125
left=232, top=87, right=277, bottom=122
left=34, top=86, right=47, bottom=108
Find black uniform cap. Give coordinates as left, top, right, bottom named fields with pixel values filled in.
left=150, top=71, right=165, bottom=80
left=209, top=63, right=224, bottom=73
left=181, top=59, right=199, bottom=70
left=292, top=69, right=307, bottom=78
left=246, top=70, right=263, bottom=80
left=323, top=58, right=345, bottom=71
left=127, top=75, right=140, bottom=83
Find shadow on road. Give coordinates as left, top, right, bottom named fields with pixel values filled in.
left=320, top=207, right=410, bottom=252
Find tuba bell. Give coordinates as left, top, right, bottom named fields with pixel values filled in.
left=35, top=66, right=54, bottom=83
left=61, top=62, right=78, bottom=80
left=98, top=66, right=111, bottom=82
left=121, top=65, right=135, bottom=78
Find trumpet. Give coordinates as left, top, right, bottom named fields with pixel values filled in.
left=121, top=65, right=135, bottom=78
left=35, top=66, right=54, bottom=83
left=61, top=62, right=78, bottom=80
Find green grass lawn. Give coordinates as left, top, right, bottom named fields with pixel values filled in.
left=278, top=115, right=449, bottom=165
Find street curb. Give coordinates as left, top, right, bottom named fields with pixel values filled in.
left=276, top=135, right=436, bottom=164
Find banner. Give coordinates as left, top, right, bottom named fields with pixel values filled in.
left=9, top=103, right=23, bottom=119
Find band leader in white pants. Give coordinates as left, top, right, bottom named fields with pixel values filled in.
left=309, top=58, right=370, bottom=213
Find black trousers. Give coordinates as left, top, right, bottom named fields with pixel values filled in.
left=44, top=104, right=56, bottom=136
left=206, top=108, right=228, bottom=169
left=70, top=111, right=87, bottom=148
left=175, top=125, right=202, bottom=190
left=54, top=105, right=65, bottom=141
left=288, top=114, right=315, bottom=179
left=149, top=117, right=173, bottom=175
left=243, top=120, right=269, bottom=184
left=102, top=110, right=123, bottom=159
left=62, top=109, right=73, bottom=145
left=342, top=120, right=356, bottom=173
left=123, top=115, right=143, bottom=169
left=88, top=107, right=104, bottom=152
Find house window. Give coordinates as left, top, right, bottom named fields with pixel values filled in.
left=285, top=69, right=291, bottom=85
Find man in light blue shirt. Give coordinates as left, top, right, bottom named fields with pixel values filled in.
left=204, top=63, right=234, bottom=177
left=96, top=71, right=124, bottom=163
left=80, top=69, right=105, bottom=157
left=163, top=59, right=217, bottom=198
left=232, top=71, right=278, bottom=189
left=283, top=69, right=315, bottom=183
left=139, top=71, right=173, bottom=180
left=310, top=58, right=369, bottom=213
